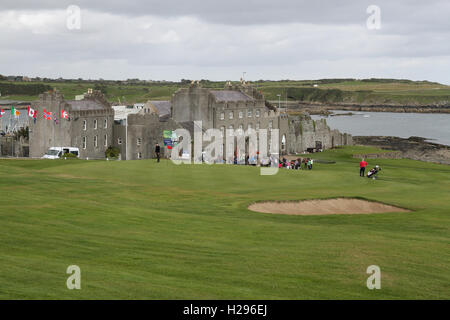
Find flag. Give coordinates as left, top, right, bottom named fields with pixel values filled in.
left=12, top=107, right=20, bottom=118
left=61, top=109, right=68, bottom=119
left=28, top=106, right=37, bottom=118
left=43, top=109, right=52, bottom=120
left=0, top=109, right=4, bottom=117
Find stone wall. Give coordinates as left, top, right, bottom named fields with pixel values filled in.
left=287, top=115, right=352, bottom=154
left=353, top=152, right=402, bottom=159
left=29, top=90, right=114, bottom=159
left=172, top=87, right=213, bottom=128
left=0, top=136, right=29, bottom=157
left=29, top=91, right=69, bottom=158
left=112, top=109, right=181, bottom=160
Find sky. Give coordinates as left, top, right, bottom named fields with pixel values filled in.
left=0, top=0, right=449, bottom=84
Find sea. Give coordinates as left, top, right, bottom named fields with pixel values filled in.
left=311, top=110, right=450, bottom=146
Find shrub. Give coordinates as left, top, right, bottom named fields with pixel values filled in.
left=105, top=146, right=120, bottom=159
left=62, top=153, right=79, bottom=159
left=14, top=127, right=29, bottom=140
left=0, top=83, right=52, bottom=95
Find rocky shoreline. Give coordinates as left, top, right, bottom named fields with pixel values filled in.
left=295, top=102, right=450, bottom=115
left=353, top=136, right=450, bottom=165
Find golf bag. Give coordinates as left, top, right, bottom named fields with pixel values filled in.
left=367, top=166, right=381, bottom=179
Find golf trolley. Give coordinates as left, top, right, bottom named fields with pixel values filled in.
left=367, top=166, right=382, bottom=180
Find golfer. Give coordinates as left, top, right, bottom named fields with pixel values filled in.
left=155, top=143, right=161, bottom=163
left=360, top=158, right=368, bottom=177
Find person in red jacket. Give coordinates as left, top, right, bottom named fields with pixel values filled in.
left=360, top=159, right=368, bottom=177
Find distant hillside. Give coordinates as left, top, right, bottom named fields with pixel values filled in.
left=0, top=78, right=449, bottom=108
left=259, top=79, right=450, bottom=107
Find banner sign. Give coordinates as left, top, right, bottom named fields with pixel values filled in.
left=163, top=130, right=172, bottom=139
left=163, top=138, right=173, bottom=147
left=163, top=130, right=178, bottom=147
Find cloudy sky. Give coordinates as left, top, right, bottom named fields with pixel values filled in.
left=0, top=0, right=449, bottom=83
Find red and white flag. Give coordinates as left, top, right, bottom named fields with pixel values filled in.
left=27, top=106, right=37, bottom=118
left=61, top=109, right=69, bottom=119
left=0, top=109, right=4, bottom=117
left=43, top=109, right=52, bottom=120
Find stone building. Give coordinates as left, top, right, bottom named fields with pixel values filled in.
left=170, top=81, right=351, bottom=160
left=29, top=89, right=114, bottom=159
left=112, top=102, right=180, bottom=160
left=170, top=81, right=289, bottom=159
left=19, top=81, right=352, bottom=161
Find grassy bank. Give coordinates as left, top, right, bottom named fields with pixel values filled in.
left=0, top=146, right=448, bottom=299
left=1, top=79, right=449, bottom=106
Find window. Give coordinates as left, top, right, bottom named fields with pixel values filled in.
left=248, top=123, right=252, bottom=130
left=82, top=137, right=86, bottom=149
left=220, top=126, right=225, bottom=137
left=137, top=138, right=142, bottom=146
left=220, top=112, right=225, bottom=120
left=256, top=110, right=260, bottom=118
left=94, top=135, right=98, bottom=147
left=228, top=125, right=234, bottom=136
left=229, top=111, right=234, bottom=119
left=118, top=137, right=122, bottom=145
left=94, top=119, right=98, bottom=130
left=256, top=122, right=260, bottom=130
left=104, top=119, right=108, bottom=128
left=137, top=152, right=142, bottom=159
left=82, top=120, right=86, bottom=131
left=104, top=134, right=107, bottom=147
left=238, top=124, right=243, bottom=130
left=248, top=110, right=252, bottom=118
left=239, top=111, right=243, bottom=119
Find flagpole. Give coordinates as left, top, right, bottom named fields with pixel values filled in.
left=9, top=107, right=12, bottom=134
left=125, top=115, right=128, bottom=160
left=43, top=109, right=46, bottom=158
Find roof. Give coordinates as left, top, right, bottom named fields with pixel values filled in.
left=148, top=101, right=171, bottom=117
left=210, top=90, right=253, bottom=102
left=112, top=105, right=141, bottom=121
left=66, top=100, right=108, bottom=111
left=0, top=100, right=30, bottom=106
left=179, top=121, right=207, bottom=136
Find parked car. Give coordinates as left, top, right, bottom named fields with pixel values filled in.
left=42, top=147, right=80, bottom=159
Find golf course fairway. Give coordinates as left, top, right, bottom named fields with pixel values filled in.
left=0, top=146, right=448, bottom=299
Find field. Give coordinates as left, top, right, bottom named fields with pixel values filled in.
left=1, top=79, right=449, bottom=106
left=0, top=146, right=449, bottom=299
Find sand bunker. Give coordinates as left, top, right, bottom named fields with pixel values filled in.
left=248, top=198, right=410, bottom=216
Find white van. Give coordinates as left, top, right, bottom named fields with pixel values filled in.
left=42, top=147, right=80, bottom=159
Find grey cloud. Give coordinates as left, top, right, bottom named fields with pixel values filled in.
left=0, top=1, right=448, bottom=84
left=1, top=0, right=448, bottom=28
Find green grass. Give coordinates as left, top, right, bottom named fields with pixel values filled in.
left=0, top=81, right=181, bottom=103
left=0, top=146, right=449, bottom=299
left=2, top=79, right=449, bottom=106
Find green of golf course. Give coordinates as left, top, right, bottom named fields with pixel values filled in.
left=0, top=146, right=448, bottom=299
